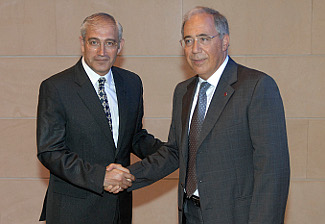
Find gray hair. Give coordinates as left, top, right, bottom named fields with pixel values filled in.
left=80, top=12, right=123, bottom=42
left=181, top=6, right=229, bottom=39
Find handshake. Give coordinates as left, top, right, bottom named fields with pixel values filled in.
left=103, top=163, right=135, bottom=194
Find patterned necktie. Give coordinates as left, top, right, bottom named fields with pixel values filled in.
left=98, top=77, right=113, bottom=131
left=186, top=81, right=211, bottom=197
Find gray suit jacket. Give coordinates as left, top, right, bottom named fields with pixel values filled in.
left=37, top=59, right=161, bottom=224
left=129, top=57, right=290, bottom=224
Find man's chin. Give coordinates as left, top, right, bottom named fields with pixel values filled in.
left=94, top=68, right=111, bottom=76
left=93, top=64, right=111, bottom=72
left=191, top=66, right=206, bottom=75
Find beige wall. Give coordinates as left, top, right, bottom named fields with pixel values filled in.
left=0, top=0, right=324, bottom=223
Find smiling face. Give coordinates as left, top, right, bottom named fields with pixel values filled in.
left=183, top=13, right=229, bottom=80
left=80, top=19, right=124, bottom=76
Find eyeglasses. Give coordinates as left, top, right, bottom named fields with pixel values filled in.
left=180, top=34, right=219, bottom=48
left=86, top=39, right=118, bottom=50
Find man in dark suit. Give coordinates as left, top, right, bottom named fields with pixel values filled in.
left=127, top=7, right=290, bottom=224
left=36, top=13, right=161, bottom=224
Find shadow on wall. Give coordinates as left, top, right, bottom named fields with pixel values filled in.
left=37, top=160, right=50, bottom=186
left=132, top=176, right=178, bottom=207
left=180, top=55, right=196, bottom=80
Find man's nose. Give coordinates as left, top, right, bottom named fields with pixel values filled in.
left=191, top=39, right=202, bottom=53
left=97, top=44, right=106, bottom=56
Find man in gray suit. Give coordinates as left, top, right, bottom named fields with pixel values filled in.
left=37, top=13, right=161, bottom=224
left=127, top=6, right=290, bottom=224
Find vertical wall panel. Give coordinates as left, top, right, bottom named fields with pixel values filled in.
left=0, top=0, right=56, bottom=56
left=312, top=0, right=325, bottom=54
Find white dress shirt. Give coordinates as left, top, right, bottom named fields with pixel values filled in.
left=82, top=57, right=119, bottom=147
left=188, top=56, right=229, bottom=197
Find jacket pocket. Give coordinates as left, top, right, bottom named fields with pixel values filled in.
left=53, top=180, right=89, bottom=199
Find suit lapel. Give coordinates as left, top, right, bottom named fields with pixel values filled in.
left=181, top=77, right=198, bottom=164
left=112, top=67, right=127, bottom=157
left=198, top=57, right=238, bottom=148
left=73, top=60, right=116, bottom=149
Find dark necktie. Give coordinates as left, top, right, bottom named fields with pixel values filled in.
left=186, top=81, right=211, bottom=197
left=98, top=77, right=113, bottom=131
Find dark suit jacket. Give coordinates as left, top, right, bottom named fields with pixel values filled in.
left=37, top=59, right=161, bottom=224
left=129, top=57, right=290, bottom=224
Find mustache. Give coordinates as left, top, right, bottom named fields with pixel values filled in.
left=190, top=57, right=206, bottom=61
left=94, top=56, right=110, bottom=60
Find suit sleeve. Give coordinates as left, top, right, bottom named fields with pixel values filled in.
left=37, top=80, right=106, bottom=195
left=132, top=129, right=164, bottom=159
left=248, top=75, right=290, bottom=223
left=129, top=130, right=179, bottom=190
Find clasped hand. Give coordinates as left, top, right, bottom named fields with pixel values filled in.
left=103, top=163, right=135, bottom=194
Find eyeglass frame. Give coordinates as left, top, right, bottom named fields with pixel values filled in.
left=179, top=34, right=219, bottom=48
left=84, top=38, right=119, bottom=50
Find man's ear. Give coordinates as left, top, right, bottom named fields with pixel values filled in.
left=222, top=34, right=230, bottom=52
left=79, top=36, right=85, bottom=54
left=117, top=39, right=125, bottom=54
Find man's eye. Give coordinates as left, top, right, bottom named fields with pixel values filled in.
left=89, top=40, right=99, bottom=46
left=105, top=41, right=115, bottom=47
left=184, top=39, right=193, bottom=44
left=199, top=37, right=209, bottom=42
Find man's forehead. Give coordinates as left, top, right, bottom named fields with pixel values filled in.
left=85, top=23, right=118, bottom=38
left=183, top=14, right=216, bottom=36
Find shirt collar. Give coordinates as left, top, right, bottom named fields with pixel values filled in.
left=81, top=57, right=113, bottom=86
left=198, top=55, right=229, bottom=87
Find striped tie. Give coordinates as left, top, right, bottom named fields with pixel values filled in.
left=98, top=77, right=113, bottom=131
